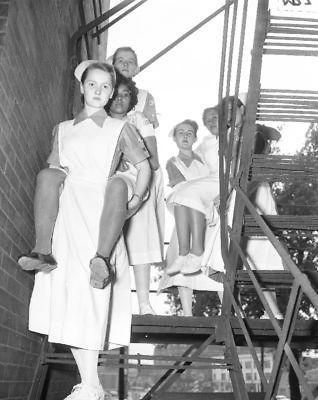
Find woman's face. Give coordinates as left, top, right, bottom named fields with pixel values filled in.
left=113, top=50, right=138, bottom=78
left=203, top=109, right=219, bottom=137
left=173, top=123, right=196, bottom=151
left=109, top=84, right=132, bottom=116
left=81, top=68, right=113, bottom=109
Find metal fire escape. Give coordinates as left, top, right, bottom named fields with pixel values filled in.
left=28, top=1, right=318, bottom=400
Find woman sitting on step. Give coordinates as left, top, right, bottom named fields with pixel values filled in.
left=158, top=119, right=223, bottom=316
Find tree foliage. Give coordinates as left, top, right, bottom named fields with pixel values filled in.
left=272, top=123, right=318, bottom=318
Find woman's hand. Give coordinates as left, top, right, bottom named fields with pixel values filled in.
left=127, top=194, right=142, bottom=211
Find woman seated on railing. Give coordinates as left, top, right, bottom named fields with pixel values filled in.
left=245, top=124, right=284, bottom=320
left=195, top=96, right=246, bottom=284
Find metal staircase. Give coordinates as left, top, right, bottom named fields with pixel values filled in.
left=28, top=1, right=318, bottom=400
left=217, top=2, right=318, bottom=400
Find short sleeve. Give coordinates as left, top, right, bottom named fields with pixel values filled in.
left=119, top=122, right=149, bottom=165
left=133, top=112, right=156, bottom=138
left=46, top=125, right=60, bottom=167
left=166, top=158, right=186, bottom=187
left=143, top=92, right=159, bottom=129
left=194, top=143, right=203, bottom=159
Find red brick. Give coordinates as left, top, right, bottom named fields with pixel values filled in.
left=8, top=380, right=32, bottom=397
left=0, top=4, right=9, bottom=17
left=0, top=325, right=9, bottom=345
left=0, top=16, right=7, bottom=31
left=0, top=0, right=87, bottom=398
left=0, top=382, right=9, bottom=398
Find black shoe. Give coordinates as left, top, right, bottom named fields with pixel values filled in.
left=17, top=252, right=57, bottom=272
left=89, top=253, right=116, bottom=289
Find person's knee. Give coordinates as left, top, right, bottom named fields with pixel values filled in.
left=108, top=177, right=128, bottom=199
left=36, top=168, right=66, bottom=190
left=36, top=168, right=65, bottom=193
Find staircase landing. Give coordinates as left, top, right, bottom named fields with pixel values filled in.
left=131, top=315, right=318, bottom=347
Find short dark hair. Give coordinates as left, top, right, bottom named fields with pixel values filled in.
left=81, top=62, right=116, bottom=88
left=112, top=47, right=138, bottom=65
left=105, top=70, right=138, bottom=113
left=253, top=131, right=268, bottom=154
left=173, top=119, right=199, bottom=138
left=220, top=95, right=244, bottom=127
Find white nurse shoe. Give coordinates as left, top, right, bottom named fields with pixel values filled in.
left=64, top=383, right=105, bottom=400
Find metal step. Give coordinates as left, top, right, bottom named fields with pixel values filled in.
left=256, top=89, right=318, bottom=122
left=153, top=393, right=265, bottom=400
left=263, top=15, right=318, bottom=57
left=131, top=315, right=318, bottom=347
left=235, top=270, right=318, bottom=290
left=243, top=214, right=318, bottom=236
left=249, top=154, right=318, bottom=182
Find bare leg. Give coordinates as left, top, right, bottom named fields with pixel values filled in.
left=174, top=205, right=191, bottom=256
left=133, top=264, right=155, bottom=315
left=33, top=168, right=66, bottom=254
left=90, top=177, right=128, bottom=289
left=189, top=208, right=206, bottom=256
left=262, top=290, right=283, bottom=319
left=97, top=177, right=128, bottom=258
left=181, top=208, right=205, bottom=275
left=18, top=168, right=65, bottom=271
left=166, top=206, right=191, bottom=276
left=69, top=348, right=104, bottom=397
left=178, top=286, right=193, bottom=316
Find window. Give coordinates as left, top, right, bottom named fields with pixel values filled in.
left=245, top=361, right=252, bottom=369
left=245, top=373, right=252, bottom=381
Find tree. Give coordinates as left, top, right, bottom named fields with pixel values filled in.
left=272, top=123, right=318, bottom=319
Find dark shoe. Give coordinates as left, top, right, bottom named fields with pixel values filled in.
left=17, top=252, right=57, bottom=272
left=89, top=254, right=116, bottom=289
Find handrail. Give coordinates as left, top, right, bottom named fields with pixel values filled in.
left=139, top=1, right=234, bottom=72
left=71, top=0, right=138, bottom=44
left=68, top=0, right=150, bottom=118
left=234, top=184, right=318, bottom=310
left=92, top=0, right=149, bottom=38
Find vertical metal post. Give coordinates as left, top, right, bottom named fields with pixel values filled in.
left=118, top=347, right=128, bottom=400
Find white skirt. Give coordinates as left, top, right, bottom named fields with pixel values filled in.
left=120, top=168, right=165, bottom=265
left=167, top=175, right=219, bottom=217
left=29, top=175, right=132, bottom=351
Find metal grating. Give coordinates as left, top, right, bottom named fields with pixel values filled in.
left=249, top=154, right=318, bottom=182
left=256, top=89, right=318, bottom=122
left=264, top=15, right=318, bottom=56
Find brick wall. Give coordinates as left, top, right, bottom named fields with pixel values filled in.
left=0, top=1, right=91, bottom=399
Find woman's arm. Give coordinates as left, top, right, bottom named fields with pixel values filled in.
left=143, top=136, right=160, bottom=170
left=127, top=159, right=151, bottom=210
left=166, top=158, right=186, bottom=187
left=118, top=121, right=152, bottom=211
left=131, top=112, right=160, bottom=170
left=46, top=125, right=60, bottom=168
